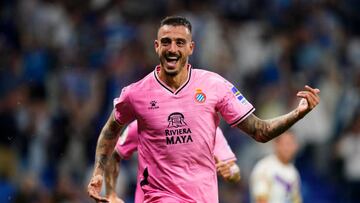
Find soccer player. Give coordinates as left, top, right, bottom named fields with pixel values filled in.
left=105, top=120, right=240, bottom=203
left=250, top=131, right=302, bottom=203
left=87, top=16, right=320, bottom=203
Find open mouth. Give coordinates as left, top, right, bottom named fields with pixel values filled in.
left=165, top=54, right=180, bottom=67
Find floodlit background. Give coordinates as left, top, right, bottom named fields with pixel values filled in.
left=1, top=0, right=360, bottom=202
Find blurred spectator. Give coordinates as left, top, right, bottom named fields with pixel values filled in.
left=0, top=0, right=359, bottom=202
left=13, top=173, right=51, bottom=203
left=250, top=131, right=302, bottom=203
left=336, top=110, right=360, bottom=202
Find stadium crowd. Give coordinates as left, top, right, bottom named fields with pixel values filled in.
left=1, top=0, right=360, bottom=202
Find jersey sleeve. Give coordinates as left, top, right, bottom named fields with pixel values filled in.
left=215, top=78, right=255, bottom=127
left=213, top=127, right=236, bottom=162
left=114, top=121, right=139, bottom=160
left=113, top=86, right=136, bottom=125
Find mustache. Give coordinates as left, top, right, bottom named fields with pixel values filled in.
left=165, top=52, right=181, bottom=59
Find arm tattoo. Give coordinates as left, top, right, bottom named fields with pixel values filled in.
left=103, top=121, right=121, bottom=140
left=105, top=152, right=120, bottom=196
left=98, top=154, right=109, bottom=170
left=95, top=131, right=118, bottom=169
left=93, top=113, right=123, bottom=175
left=238, top=110, right=300, bottom=143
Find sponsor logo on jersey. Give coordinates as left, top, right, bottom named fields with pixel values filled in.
left=231, top=86, right=247, bottom=104
left=148, top=100, right=159, bottom=110
left=165, top=112, right=193, bottom=145
left=167, top=112, right=187, bottom=128
left=231, top=86, right=241, bottom=96
left=194, top=88, right=206, bottom=103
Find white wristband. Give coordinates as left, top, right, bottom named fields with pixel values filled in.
left=230, top=164, right=240, bottom=177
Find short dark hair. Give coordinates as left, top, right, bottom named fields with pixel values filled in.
left=160, top=16, right=192, bottom=33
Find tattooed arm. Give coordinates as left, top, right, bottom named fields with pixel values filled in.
left=238, top=85, right=320, bottom=143
left=87, top=111, right=124, bottom=202
left=237, top=111, right=300, bottom=143
left=105, top=152, right=124, bottom=203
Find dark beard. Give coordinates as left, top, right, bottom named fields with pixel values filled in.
left=164, top=70, right=178, bottom=76
left=162, top=57, right=187, bottom=76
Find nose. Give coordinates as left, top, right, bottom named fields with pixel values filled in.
left=168, top=41, right=178, bottom=53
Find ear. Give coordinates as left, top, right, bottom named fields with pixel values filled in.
left=189, top=41, right=195, bottom=55
left=154, top=40, right=159, bottom=52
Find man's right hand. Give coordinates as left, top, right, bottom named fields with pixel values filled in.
left=88, top=174, right=109, bottom=202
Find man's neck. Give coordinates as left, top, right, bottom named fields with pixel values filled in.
left=275, top=154, right=290, bottom=165
left=158, top=64, right=189, bottom=91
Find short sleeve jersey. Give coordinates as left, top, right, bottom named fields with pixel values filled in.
left=213, top=127, right=236, bottom=162
left=115, top=121, right=237, bottom=203
left=115, top=121, right=138, bottom=160
left=113, top=65, right=254, bottom=203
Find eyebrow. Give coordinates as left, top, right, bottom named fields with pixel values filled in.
left=160, top=37, right=187, bottom=42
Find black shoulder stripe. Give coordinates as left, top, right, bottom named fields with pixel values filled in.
left=230, top=107, right=255, bottom=126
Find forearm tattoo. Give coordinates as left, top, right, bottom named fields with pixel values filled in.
left=98, top=154, right=109, bottom=170
left=105, top=153, right=120, bottom=194
left=95, top=118, right=122, bottom=171
left=103, top=121, right=121, bottom=140
left=238, top=110, right=299, bottom=142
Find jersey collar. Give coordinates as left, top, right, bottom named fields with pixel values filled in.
left=154, top=64, right=192, bottom=95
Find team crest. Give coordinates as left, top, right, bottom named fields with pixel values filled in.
left=194, top=88, right=206, bottom=103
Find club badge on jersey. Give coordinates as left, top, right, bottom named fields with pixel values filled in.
left=194, top=88, right=206, bottom=103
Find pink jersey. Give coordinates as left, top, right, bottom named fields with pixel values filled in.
left=113, top=65, right=254, bottom=203
left=115, top=121, right=237, bottom=203
left=214, top=127, right=236, bottom=163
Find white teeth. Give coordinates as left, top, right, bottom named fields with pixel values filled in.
left=167, top=60, right=177, bottom=67
left=166, top=54, right=179, bottom=60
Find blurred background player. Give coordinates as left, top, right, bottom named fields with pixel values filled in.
left=250, top=131, right=302, bottom=203
left=336, top=110, right=360, bottom=203
left=104, top=120, right=240, bottom=203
